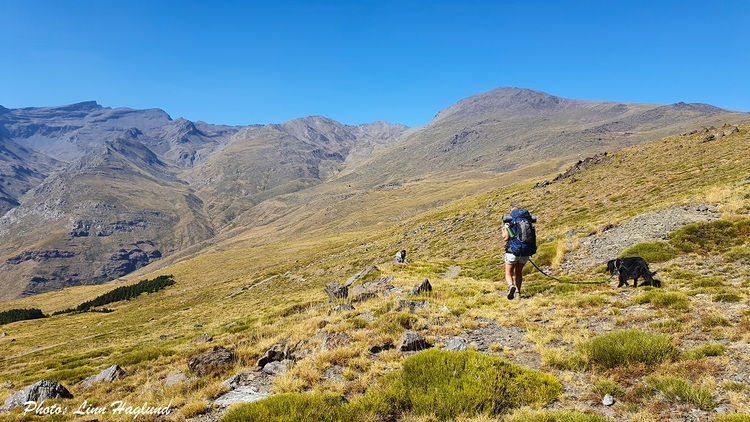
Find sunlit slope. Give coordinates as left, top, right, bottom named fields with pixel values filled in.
left=0, top=124, right=748, bottom=420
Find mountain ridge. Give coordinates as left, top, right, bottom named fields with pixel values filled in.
left=1, top=87, right=748, bottom=300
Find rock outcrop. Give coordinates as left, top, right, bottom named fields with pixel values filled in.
left=1, top=380, right=73, bottom=412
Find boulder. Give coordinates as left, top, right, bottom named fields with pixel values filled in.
left=324, top=282, right=348, bottom=301
left=397, top=331, right=430, bottom=352
left=81, top=365, right=126, bottom=389
left=369, top=341, right=394, bottom=354
left=328, top=303, right=355, bottom=315
left=345, top=265, right=379, bottom=287
left=165, top=370, right=188, bottom=387
left=191, top=333, right=214, bottom=344
left=725, top=125, right=740, bottom=136
left=1, top=380, right=73, bottom=412
left=256, top=345, right=287, bottom=368
left=214, top=386, right=269, bottom=408
left=397, top=300, right=429, bottom=313
left=188, top=346, right=237, bottom=376
left=409, top=279, right=432, bottom=296
left=262, top=360, right=290, bottom=376
left=444, top=337, right=468, bottom=351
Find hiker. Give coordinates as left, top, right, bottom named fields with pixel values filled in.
left=395, top=249, right=407, bottom=264
left=502, top=205, right=537, bottom=299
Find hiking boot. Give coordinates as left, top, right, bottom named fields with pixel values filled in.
left=515, top=289, right=521, bottom=299
left=507, top=285, right=516, bottom=300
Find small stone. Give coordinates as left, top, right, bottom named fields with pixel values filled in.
left=602, top=394, right=615, bottom=406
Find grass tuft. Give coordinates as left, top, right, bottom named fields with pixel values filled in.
left=640, top=375, right=716, bottom=410
left=633, top=290, right=690, bottom=311
left=620, top=241, right=676, bottom=263
left=577, top=330, right=679, bottom=369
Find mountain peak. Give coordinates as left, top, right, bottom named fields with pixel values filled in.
left=432, top=87, right=569, bottom=123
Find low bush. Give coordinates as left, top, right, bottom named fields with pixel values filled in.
left=712, top=415, right=750, bottom=422
left=723, top=246, right=750, bottom=262
left=503, top=409, right=616, bottom=422
left=640, top=375, right=716, bottom=410
left=683, top=344, right=727, bottom=360
left=382, top=349, right=562, bottom=419
left=577, top=330, right=680, bottom=369
left=701, top=316, right=731, bottom=329
left=222, top=393, right=344, bottom=422
left=713, top=292, right=742, bottom=303
left=591, top=378, right=625, bottom=399
left=690, top=276, right=727, bottom=288
left=620, top=241, right=676, bottom=263
left=669, top=219, right=748, bottom=254
left=633, top=290, right=690, bottom=311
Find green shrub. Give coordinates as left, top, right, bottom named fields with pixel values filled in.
left=634, top=290, right=690, bottom=311
left=713, top=292, right=742, bottom=303
left=591, top=378, right=625, bottom=399
left=377, top=312, right=418, bottom=336
left=620, top=241, right=676, bottom=263
left=503, top=409, right=616, bottom=422
left=669, top=220, right=744, bottom=254
left=648, top=319, right=683, bottom=333
left=690, top=276, right=727, bottom=288
left=577, top=330, right=680, bottom=369
left=542, top=348, right=588, bottom=372
left=720, top=381, right=747, bottom=392
left=222, top=393, right=344, bottom=422
left=724, top=246, right=750, bottom=262
left=349, top=317, right=369, bottom=329
left=713, top=415, right=750, bottom=422
left=664, top=267, right=699, bottom=281
left=683, top=344, right=727, bottom=360
left=382, top=349, right=562, bottom=419
left=702, top=316, right=731, bottom=329
left=641, top=375, right=716, bottom=410
left=574, top=294, right=608, bottom=308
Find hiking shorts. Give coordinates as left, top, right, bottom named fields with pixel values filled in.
left=504, top=253, right=529, bottom=265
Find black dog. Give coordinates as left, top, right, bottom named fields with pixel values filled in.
left=607, top=257, right=661, bottom=288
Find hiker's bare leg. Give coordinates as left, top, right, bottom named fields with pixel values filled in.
left=515, top=263, right=525, bottom=290
left=505, top=263, right=515, bottom=287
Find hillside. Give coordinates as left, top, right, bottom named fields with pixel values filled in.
left=2, top=89, right=748, bottom=302
left=0, top=104, right=407, bottom=300
left=1, top=121, right=749, bottom=421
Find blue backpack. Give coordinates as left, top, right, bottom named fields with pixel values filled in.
left=507, top=208, right=537, bottom=256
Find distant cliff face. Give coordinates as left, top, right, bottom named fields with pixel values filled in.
left=0, top=104, right=408, bottom=300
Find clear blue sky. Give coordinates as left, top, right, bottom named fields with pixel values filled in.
left=1, top=0, right=748, bottom=127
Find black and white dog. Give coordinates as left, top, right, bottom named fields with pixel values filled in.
left=607, top=257, right=661, bottom=288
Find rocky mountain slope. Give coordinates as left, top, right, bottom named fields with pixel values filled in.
left=0, top=103, right=408, bottom=300
left=1, top=89, right=748, bottom=301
